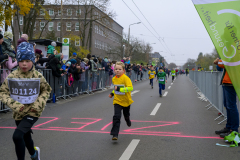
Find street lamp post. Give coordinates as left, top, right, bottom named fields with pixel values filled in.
left=60, top=0, right=63, bottom=49
left=127, top=22, right=141, bottom=56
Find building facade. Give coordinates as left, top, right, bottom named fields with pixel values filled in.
left=13, top=5, right=123, bottom=59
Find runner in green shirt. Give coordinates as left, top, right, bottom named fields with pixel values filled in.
left=156, top=67, right=167, bottom=97
left=171, top=69, right=176, bottom=82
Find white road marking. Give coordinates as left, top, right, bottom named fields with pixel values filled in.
left=131, top=90, right=140, bottom=96
left=163, top=91, right=168, bottom=97
left=119, top=139, right=140, bottom=160
left=171, top=83, right=173, bottom=85
left=150, top=103, right=161, bottom=116
left=168, top=86, right=171, bottom=89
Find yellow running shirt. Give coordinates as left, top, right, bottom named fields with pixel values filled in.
left=112, top=74, right=134, bottom=107
left=148, top=70, right=156, bottom=79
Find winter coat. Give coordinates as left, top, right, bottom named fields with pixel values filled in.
left=0, top=54, right=8, bottom=63
left=80, top=61, right=87, bottom=82
left=1, top=56, right=18, bottom=83
left=101, top=60, right=109, bottom=71
left=47, top=45, right=55, bottom=54
left=46, top=58, right=62, bottom=77
left=1, top=37, right=15, bottom=58
left=68, top=65, right=82, bottom=81
left=0, top=67, right=52, bottom=120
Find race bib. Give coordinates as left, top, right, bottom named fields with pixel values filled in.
left=114, top=84, right=125, bottom=95
left=150, top=73, right=154, bottom=75
left=8, top=78, right=41, bottom=104
left=172, top=73, right=175, bottom=76
left=159, top=78, right=164, bottom=82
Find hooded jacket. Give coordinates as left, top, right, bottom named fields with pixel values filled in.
left=1, top=37, right=15, bottom=58
left=0, top=67, right=52, bottom=120
left=47, top=45, right=55, bottom=54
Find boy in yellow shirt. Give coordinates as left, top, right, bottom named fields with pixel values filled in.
left=109, top=62, right=134, bottom=140
left=148, top=66, right=156, bottom=89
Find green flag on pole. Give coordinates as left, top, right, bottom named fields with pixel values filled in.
left=192, top=0, right=240, bottom=100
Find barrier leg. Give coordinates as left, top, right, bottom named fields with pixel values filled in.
left=218, top=118, right=227, bottom=124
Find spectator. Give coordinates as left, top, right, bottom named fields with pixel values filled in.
left=46, top=56, right=64, bottom=77
left=35, top=49, right=43, bottom=58
left=214, top=58, right=239, bottom=138
left=16, top=34, right=28, bottom=50
left=35, top=54, right=46, bottom=70
left=69, top=52, right=77, bottom=60
left=68, top=59, right=82, bottom=96
left=1, top=32, right=18, bottom=83
left=0, top=33, right=8, bottom=64
left=47, top=41, right=57, bottom=56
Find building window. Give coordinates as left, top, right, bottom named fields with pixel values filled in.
left=57, top=22, right=61, bottom=31
left=34, top=22, right=36, bottom=31
left=49, top=9, right=54, bottom=15
left=97, top=40, right=100, bottom=49
left=75, top=39, right=80, bottom=46
left=58, top=10, right=61, bottom=16
left=67, top=9, right=72, bottom=16
left=40, top=9, right=45, bottom=15
left=95, top=40, right=97, bottom=48
left=66, top=22, right=71, bottom=31
left=76, top=9, right=81, bottom=16
left=75, top=22, right=79, bottom=31
left=48, top=22, right=54, bottom=31
left=57, top=37, right=60, bottom=42
left=105, top=43, right=107, bottom=51
left=19, top=16, right=23, bottom=25
left=40, top=22, right=45, bottom=31
left=95, top=25, right=98, bottom=34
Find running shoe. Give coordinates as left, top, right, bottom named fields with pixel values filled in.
left=126, top=119, right=131, bottom=127
left=215, top=128, right=230, bottom=135
left=31, top=147, right=40, bottom=160
left=112, top=135, right=118, bottom=140
left=220, top=131, right=232, bottom=138
left=152, top=86, right=153, bottom=89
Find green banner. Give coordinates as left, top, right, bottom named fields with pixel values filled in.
left=192, top=0, right=240, bottom=100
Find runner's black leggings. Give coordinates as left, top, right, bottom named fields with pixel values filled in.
left=13, top=130, right=35, bottom=160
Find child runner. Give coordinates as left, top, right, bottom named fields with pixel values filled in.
left=156, top=67, right=167, bottom=97
left=171, top=68, right=176, bottom=82
left=0, top=42, right=52, bottom=160
left=148, top=66, right=156, bottom=89
left=109, top=62, right=134, bottom=140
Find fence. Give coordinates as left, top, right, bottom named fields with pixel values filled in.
left=0, top=68, right=149, bottom=112
left=189, top=71, right=240, bottom=125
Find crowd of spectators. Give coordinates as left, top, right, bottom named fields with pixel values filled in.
left=1, top=32, right=164, bottom=94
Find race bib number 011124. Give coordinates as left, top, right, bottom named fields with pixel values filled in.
left=8, top=78, right=40, bottom=104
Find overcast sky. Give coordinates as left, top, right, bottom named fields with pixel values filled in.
left=110, top=0, right=215, bottom=66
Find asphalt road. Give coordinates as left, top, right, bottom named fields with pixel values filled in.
left=0, top=75, right=240, bottom=160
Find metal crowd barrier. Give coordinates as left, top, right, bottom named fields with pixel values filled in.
left=0, top=68, right=150, bottom=113
left=189, top=71, right=240, bottom=125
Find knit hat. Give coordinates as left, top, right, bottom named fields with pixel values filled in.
left=66, top=61, right=71, bottom=66
left=35, top=49, right=42, bottom=54
left=4, top=32, right=13, bottom=39
left=73, top=52, right=77, bottom=56
left=0, top=34, right=3, bottom=39
left=51, top=41, right=57, bottom=47
left=70, top=59, right=77, bottom=64
left=16, top=42, right=35, bottom=63
left=21, top=34, right=28, bottom=41
left=83, top=58, right=89, bottom=63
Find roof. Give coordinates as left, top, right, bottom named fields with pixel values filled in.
left=28, top=39, right=62, bottom=46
